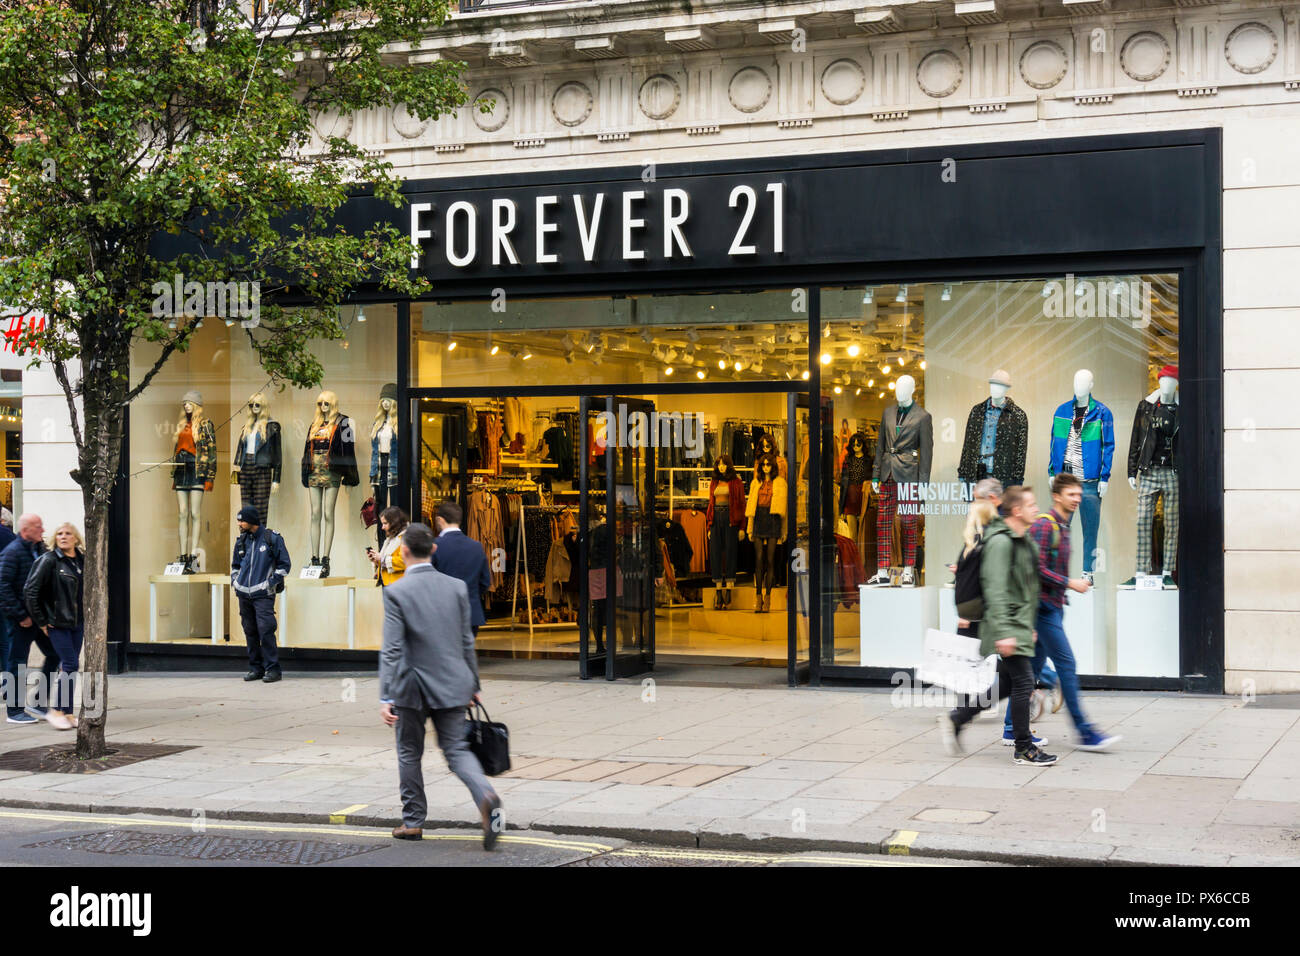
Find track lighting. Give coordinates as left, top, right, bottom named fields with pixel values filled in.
left=696, top=369, right=706, bottom=379
left=833, top=385, right=842, bottom=394
left=867, top=378, right=875, bottom=387
left=847, top=344, right=860, bottom=358
left=356, top=307, right=367, bottom=323
left=664, top=347, right=678, bottom=363
left=718, top=358, right=727, bottom=370
left=820, top=352, right=832, bottom=365
left=664, top=366, right=674, bottom=376
left=640, top=328, right=654, bottom=344
left=801, top=370, right=810, bottom=381
left=896, top=285, right=907, bottom=303
left=888, top=380, right=896, bottom=390
left=561, top=334, right=576, bottom=352
left=686, top=329, right=700, bottom=343
left=920, top=360, right=927, bottom=370
left=446, top=338, right=457, bottom=351
left=881, top=364, right=891, bottom=374
left=941, top=284, right=952, bottom=302
left=862, top=288, right=873, bottom=304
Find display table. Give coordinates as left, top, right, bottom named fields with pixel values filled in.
left=1116, top=588, right=1180, bottom=677
left=284, top=576, right=352, bottom=648
left=858, top=584, right=938, bottom=668
left=148, top=573, right=228, bottom=644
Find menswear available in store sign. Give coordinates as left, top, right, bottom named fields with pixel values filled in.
left=408, top=179, right=787, bottom=273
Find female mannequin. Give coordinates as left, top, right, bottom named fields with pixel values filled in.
left=299, top=390, right=359, bottom=577
left=756, top=433, right=788, bottom=479
left=172, top=390, right=216, bottom=573
left=231, top=392, right=282, bottom=526
left=746, top=453, right=788, bottom=613
left=835, top=418, right=851, bottom=471
left=706, top=454, right=747, bottom=609
left=839, top=433, right=871, bottom=541
left=370, top=383, right=398, bottom=545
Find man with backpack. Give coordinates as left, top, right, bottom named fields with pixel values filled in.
left=940, top=485, right=1057, bottom=765
left=1011, top=473, right=1121, bottom=752
left=231, top=505, right=291, bottom=683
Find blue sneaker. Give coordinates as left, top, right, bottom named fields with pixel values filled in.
left=6, top=712, right=37, bottom=724
left=1002, top=730, right=1048, bottom=747
left=1077, top=730, right=1121, bottom=751
left=27, top=706, right=47, bottom=717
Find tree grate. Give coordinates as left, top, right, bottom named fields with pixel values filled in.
left=24, top=829, right=384, bottom=865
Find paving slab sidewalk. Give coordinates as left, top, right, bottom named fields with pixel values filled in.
left=0, top=673, right=1297, bottom=866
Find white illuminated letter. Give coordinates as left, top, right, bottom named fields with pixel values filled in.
left=622, top=190, right=646, bottom=261
left=663, top=189, right=692, bottom=259
left=766, top=182, right=785, bottom=254
left=410, top=202, right=433, bottom=267
left=535, top=195, right=559, bottom=264
left=729, top=185, right=758, bottom=255
left=574, top=193, right=605, bottom=262
left=445, top=202, right=476, bottom=267
left=492, top=199, right=520, bottom=266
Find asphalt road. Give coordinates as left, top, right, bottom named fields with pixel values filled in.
left=0, top=808, right=997, bottom=867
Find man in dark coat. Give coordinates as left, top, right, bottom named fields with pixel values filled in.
left=430, top=500, right=492, bottom=634
left=0, top=514, right=56, bottom=722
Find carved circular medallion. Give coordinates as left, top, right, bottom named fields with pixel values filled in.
left=1225, top=22, right=1277, bottom=75
left=471, top=88, right=509, bottom=132
left=638, top=74, right=681, bottom=120
left=1120, top=31, right=1171, bottom=82
left=391, top=104, right=429, bottom=140
left=728, top=66, right=772, bottom=113
left=821, top=58, right=866, bottom=106
left=916, top=49, right=963, bottom=98
left=1019, top=40, right=1069, bottom=91
left=551, top=81, right=593, bottom=128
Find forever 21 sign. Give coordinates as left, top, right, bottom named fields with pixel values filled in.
left=408, top=180, right=786, bottom=274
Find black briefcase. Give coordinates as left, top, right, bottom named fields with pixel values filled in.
left=465, top=702, right=511, bottom=776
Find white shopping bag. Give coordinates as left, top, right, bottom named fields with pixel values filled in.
left=917, top=628, right=1000, bottom=698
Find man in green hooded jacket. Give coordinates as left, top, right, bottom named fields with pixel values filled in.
left=939, top=485, right=1058, bottom=766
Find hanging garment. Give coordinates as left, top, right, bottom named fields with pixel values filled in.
left=676, top=509, right=709, bottom=574
left=835, top=534, right=866, bottom=606
left=544, top=537, right=572, bottom=603
left=466, top=489, right=506, bottom=589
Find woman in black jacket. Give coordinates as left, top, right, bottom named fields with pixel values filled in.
left=23, top=523, right=84, bottom=731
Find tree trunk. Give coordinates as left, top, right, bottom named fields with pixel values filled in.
left=75, top=500, right=111, bottom=758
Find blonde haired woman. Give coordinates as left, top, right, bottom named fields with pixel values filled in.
left=369, top=384, right=399, bottom=546
left=231, top=392, right=283, bottom=526
left=299, top=390, right=359, bottom=577
left=23, top=523, right=85, bottom=730
left=173, top=391, right=216, bottom=573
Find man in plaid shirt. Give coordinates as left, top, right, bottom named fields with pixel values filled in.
left=1011, top=473, right=1120, bottom=751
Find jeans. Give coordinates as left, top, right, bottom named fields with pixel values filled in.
left=709, top=505, right=738, bottom=586
left=48, top=625, right=84, bottom=713
left=396, top=705, right=494, bottom=828
left=5, top=621, right=58, bottom=717
left=951, top=653, right=1034, bottom=749
left=1003, top=602, right=1093, bottom=738
left=238, top=594, right=280, bottom=672
left=1079, top=479, right=1101, bottom=574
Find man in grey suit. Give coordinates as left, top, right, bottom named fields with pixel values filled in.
left=379, top=523, right=503, bottom=849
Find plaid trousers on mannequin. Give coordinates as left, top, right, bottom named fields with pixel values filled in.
left=1136, top=465, right=1179, bottom=575
left=239, top=466, right=275, bottom=526
left=875, top=479, right=919, bottom=569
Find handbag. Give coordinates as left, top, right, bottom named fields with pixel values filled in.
left=360, top=495, right=377, bottom=528
left=465, top=702, right=511, bottom=776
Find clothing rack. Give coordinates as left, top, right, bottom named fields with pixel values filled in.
left=506, top=503, right=577, bottom=639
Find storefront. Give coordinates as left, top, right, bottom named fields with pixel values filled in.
left=117, top=126, right=1224, bottom=692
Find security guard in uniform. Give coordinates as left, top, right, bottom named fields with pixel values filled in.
left=231, top=505, right=291, bottom=682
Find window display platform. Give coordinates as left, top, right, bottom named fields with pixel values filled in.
left=1117, top=588, right=1180, bottom=677
left=858, top=584, right=938, bottom=668
left=938, top=586, right=1099, bottom=674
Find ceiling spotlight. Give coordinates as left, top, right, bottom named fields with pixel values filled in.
left=225, top=319, right=235, bottom=328
left=868, top=378, right=875, bottom=387
left=356, top=307, right=367, bottom=323
left=664, top=366, right=674, bottom=376
left=881, top=364, right=891, bottom=374
left=790, top=330, right=803, bottom=344
left=941, top=284, right=952, bottom=302
left=521, top=351, right=533, bottom=361
left=664, top=347, right=678, bottom=363
left=801, top=370, right=810, bottom=381
left=751, top=359, right=764, bottom=373
left=847, top=344, right=861, bottom=358
left=561, top=334, right=576, bottom=351
left=820, top=352, right=832, bottom=365
left=640, top=328, right=654, bottom=344
left=683, top=349, right=696, bottom=364
left=898, top=356, right=907, bottom=367
left=583, top=333, right=597, bottom=353
left=718, top=358, right=727, bottom=370
left=920, top=360, right=927, bottom=370
left=833, top=385, right=842, bottom=394
left=685, top=329, right=700, bottom=343
left=855, top=388, right=862, bottom=396
left=490, top=343, right=500, bottom=356
left=823, top=325, right=831, bottom=338
left=591, top=349, right=604, bottom=366
left=734, top=361, right=744, bottom=372
left=564, top=351, right=575, bottom=364
left=696, top=369, right=706, bottom=379
left=652, top=346, right=665, bottom=362
left=447, top=337, right=458, bottom=352
left=862, top=288, right=874, bottom=304
left=878, top=391, right=885, bottom=398
left=888, top=380, right=896, bottom=390
left=896, top=285, right=907, bottom=303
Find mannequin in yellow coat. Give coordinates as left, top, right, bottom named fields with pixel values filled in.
left=745, top=454, right=789, bottom=614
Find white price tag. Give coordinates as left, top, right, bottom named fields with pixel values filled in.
left=300, top=566, right=322, bottom=580
left=1135, top=574, right=1162, bottom=591
left=163, top=563, right=186, bottom=576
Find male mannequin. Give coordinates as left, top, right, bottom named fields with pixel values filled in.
left=1124, top=365, right=1180, bottom=588
left=869, top=375, right=932, bottom=588
left=1048, top=369, right=1114, bottom=584
left=957, top=369, right=1027, bottom=487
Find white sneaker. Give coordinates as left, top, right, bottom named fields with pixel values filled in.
left=900, top=567, right=916, bottom=588
left=1030, top=689, right=1045, bottom=721
left=867, top=569, right=891, bottom=587
left=45, top=711, right=72, bottom=731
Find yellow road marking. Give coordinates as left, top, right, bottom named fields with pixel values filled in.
left=329, top=803, right=368, bottom=823
left=886, top=829, right=919, bottom=855
left=608, top=845, right=944, bottom=867
left=0, top=809, right=612, bottom=854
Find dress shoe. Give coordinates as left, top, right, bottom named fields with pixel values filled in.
left=320, top=556, right=330, bottom=579
left=243, top=669, right=264, bottom=682
left=391, top=824, right=423, bottom=840
left=262, top=669, right=282, bottom=683
left=480, top=792, right=503, bottom=850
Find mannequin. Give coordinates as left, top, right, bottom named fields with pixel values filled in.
left=706, top=455, right=747, bottom=609
left=746, top=453, right=788, bottom=613
left=839, top=433, right=872, bottom=540
left=370, top=383, right=398, bottom=546
left=957, top=369, right=1027, bottom=487
left=755, top=432, right=788, bottom=480
left=1125, top=365, right=1180, bottom=588
left=869, top=375, right=932, bottom=588
left=835, top=419, right=851, bottom=472
left=231, top=392, right=282, bottom=527
left=172, top=390, right=216, bottom=573
left=1048, top=369, right=1115, bottom=583
left=299, top=390, right=359, bottom=577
